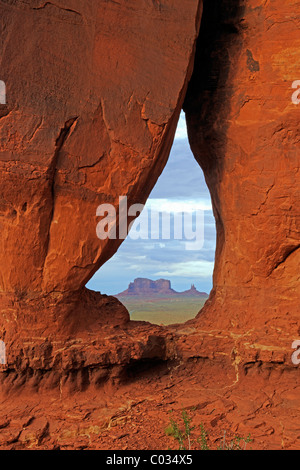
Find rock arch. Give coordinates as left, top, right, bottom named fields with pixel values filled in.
left=0, top=0, right=299, bottom=386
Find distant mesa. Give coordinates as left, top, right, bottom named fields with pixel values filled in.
left=116, top=278, right=208, bottom=298
left=180, top=284, right=208, bottom=297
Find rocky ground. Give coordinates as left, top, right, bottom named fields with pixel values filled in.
left=0, top=321, right=299, bottom=450
left=0, top=0, right=299, bottom=451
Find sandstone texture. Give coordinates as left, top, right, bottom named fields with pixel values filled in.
left=0, top=357, right=300, bottom=450
left=0, top=0, right=202, bottom=360
left=0, top=0, right=299, bottom=451
left=0, top=0, right=201, bottom=295
left=184, top=0, right=300, bottom=357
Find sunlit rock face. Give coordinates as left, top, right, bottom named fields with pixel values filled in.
left=0, top=0, right=298, bottom=380
left=0, top=0, right=202, bottom=372
left=0, top=1, right=299, bottom=451
left=0, top=0, right=202, bottom=296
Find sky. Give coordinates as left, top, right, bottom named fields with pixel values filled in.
left=87, top=112, right=216, bottom=295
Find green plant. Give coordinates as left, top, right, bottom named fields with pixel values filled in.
left=198, top=423, right=210, bottom=450
left=165, top=410, right=195, bottom=450
left=165, top=409, right=252, bottom=451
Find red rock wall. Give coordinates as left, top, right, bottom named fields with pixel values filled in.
left=0, top=0, right=202, bottom=296
left=0, top=1, right=299, bottom=451
left=0, top=0, right=202, bottom=374
left=184, top=0, right=300, bottom=355
left=0, top=0, right=298, bottom=383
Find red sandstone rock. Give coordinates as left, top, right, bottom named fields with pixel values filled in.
left=0, top=0, right=202, bottom=296
left=0, top=0, right=299, bottom=452
left=184, top=0, right=300, bottom=349
left=0, top=0, right=202, bottom=369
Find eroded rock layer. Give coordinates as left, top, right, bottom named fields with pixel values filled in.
left=0, top=0, right=299, bottom=451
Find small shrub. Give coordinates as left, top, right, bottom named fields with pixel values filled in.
left=165, top=409, right=252, bottom=451
left=198, top=423, right=210, bottom=450
left=165, top=410, right=195, bottom=450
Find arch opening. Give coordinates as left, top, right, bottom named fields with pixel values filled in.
left=87, top=112, right=216, bottom=325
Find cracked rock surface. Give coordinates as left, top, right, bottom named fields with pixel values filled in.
left=0, top=0, right=201, bottom=295
left=0, top=0, right=299, bottom=451
left=0, top=0, right=202, bottom=364
left=184, top=0, right=300, bottom=344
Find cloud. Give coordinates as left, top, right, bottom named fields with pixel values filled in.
left=150, top=135, right=210, bottom=202
left=155, top=260, right=215, bottom=278
left=174, top=111, right=188, bottom=140
left=87, top=113, right=216, bottom=296
left=146, top=198, right=212, bottom=212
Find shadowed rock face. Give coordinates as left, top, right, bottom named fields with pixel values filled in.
left=184, top=0, right=300, bottom=342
